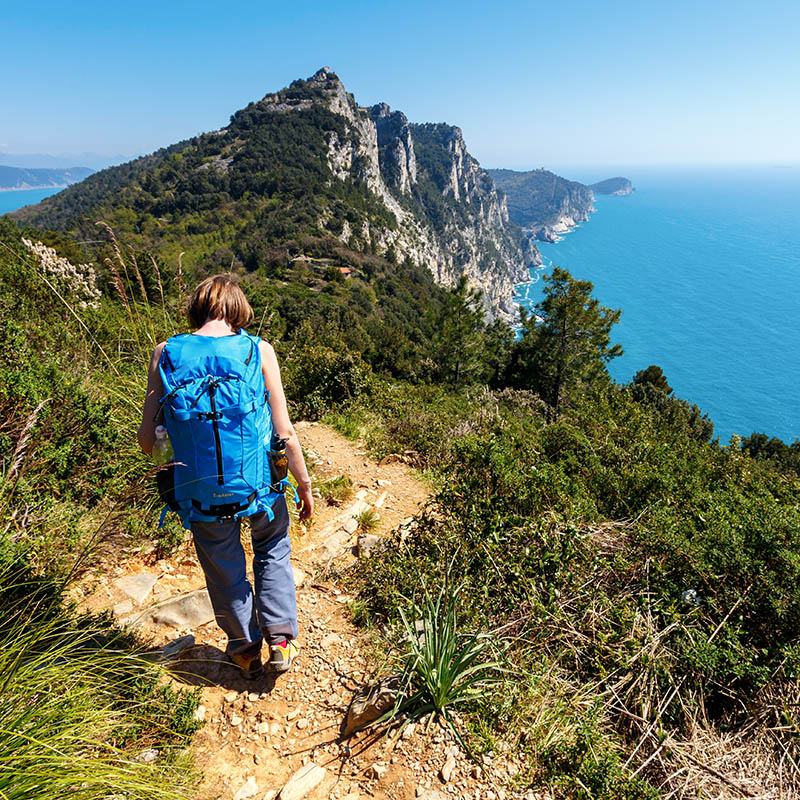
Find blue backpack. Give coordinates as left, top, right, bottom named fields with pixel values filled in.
left=156, top=330, right=287, bottom=529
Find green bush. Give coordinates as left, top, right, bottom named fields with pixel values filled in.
left=283, top=343, right=373, bottom=420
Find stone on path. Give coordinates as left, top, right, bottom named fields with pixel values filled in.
left=366, top=763, right=387, bottom=779
left=140, top=588, right=215, bottom=628
left=277, top=763, right=326, bottom=800
left=343, top=675, right=401, bottom=736
left=342, top=517, right=359, bottom=534
left=113, top=573, right=159, bottom=604
left=440, top=755, right=456, bottom=783
left=320, top=529, right=351, bottom=561
left=292, top=566, right=305, bottom=588
left=320, top=632, right=341, bottom=648
left=416, top=791, right=446, bottom=800
left=232, top=775, right=258, bottom=800
left=112, top=599, right=134, bottom=617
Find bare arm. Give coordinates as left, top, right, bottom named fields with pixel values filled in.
left=260, top=341, right=313, bottom=521
left=137, top=342, right=166, bottom=455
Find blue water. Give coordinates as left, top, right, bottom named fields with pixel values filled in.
left=515, top=166, right=800, bottom=443
left=0, top=187, right=61, bottom=215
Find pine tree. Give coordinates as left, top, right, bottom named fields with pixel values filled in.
left=509, top=267, right=622, bottom=415
left=431, top=274, right=487, bottom=386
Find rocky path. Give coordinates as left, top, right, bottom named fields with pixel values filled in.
left=76, top=423, right=518, bottom=800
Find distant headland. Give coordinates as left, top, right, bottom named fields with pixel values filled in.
left=488, top=168, right=634, bottom=242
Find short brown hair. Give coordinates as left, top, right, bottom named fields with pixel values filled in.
left=187, top=275, right=254, bottom=331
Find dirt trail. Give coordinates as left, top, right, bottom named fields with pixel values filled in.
left=77, top=423, right=514, bottom=800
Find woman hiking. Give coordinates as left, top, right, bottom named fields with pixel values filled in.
left=138, top=275, right=313, bottom=679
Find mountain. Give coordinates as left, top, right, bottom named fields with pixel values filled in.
left=589, top=176, right=634, bottom=195
left=0, top=166, right=93, bottom=190
left=487, top=168, right=595, bottom=242
left=14, top=68, right=538, bottom=319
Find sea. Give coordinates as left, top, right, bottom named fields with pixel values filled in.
left=0, top=187, right=61, bottom=215
left=514, top=165, right=800, bottom=444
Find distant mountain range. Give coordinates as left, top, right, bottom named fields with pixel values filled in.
left=0, top=166, right=94, bottom=191
left=0, top=152, right=131, bottom=170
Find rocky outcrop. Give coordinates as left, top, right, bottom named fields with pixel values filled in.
left=277, top=68, right=538, bottom=319
left=590, top=176, right=634, bottom=195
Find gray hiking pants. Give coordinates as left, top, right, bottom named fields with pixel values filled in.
left=191, top=495, right=298, bottom=658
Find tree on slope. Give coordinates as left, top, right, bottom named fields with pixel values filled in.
left=508, top=267, right=622, bottom=415
left=431, top=274, right=488, bottom=386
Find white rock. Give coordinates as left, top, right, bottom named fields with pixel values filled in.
left=343, top=517, right=359, bottom=534
left=292, top=566, right=306, bottom=588
left=113, top=573, right=159, bottom=604
left=277, top=763, right=326, bottom=800
left=320, top=632, right=341, bottom=648
left=193, top=705, right=206, bottom=722
left=366, top=763, right=387, bottom=779
left=225, top=691, right=239, bottom=703
left=232, top=776, right=258, bottom=800
left=440, top=756, right=456, bottom=783
left=113, top=599, right=134, bottom=617
left=137, top=748, right=158, bottom=763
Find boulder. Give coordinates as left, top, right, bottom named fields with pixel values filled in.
left=357, top=533, right=381, bottom=557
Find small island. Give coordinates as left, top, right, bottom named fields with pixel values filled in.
left=589, top=176, right=634, bottom=195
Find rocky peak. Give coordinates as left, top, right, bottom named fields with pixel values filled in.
left=308, top=66, right=335, bottom=82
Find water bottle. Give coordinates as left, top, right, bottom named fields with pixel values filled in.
left=268, top=432, right=289, bottom=488
left=152, top=425, right=174, bottom=466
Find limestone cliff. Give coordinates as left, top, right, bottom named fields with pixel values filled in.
left=293, top=68, right=538, bottom=318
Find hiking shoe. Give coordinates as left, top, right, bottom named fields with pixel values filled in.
left=268, top=640, right=300, bottom=673
left=226, top=651, right=263, bottom=680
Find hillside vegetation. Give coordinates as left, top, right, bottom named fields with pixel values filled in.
left=2, top=207, right=799, bottom=797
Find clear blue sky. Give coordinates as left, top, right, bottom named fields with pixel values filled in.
left=2, top=0, right=798, bottom=169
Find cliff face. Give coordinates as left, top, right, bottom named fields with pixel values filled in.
left=297, top=69, right=538, bottom=318
left=487, top=168, right=595, bottom=242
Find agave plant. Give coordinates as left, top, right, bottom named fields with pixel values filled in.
left=384, top=583, right=508, bottom=753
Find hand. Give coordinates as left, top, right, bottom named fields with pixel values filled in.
left=296, top=483, right=313, bottom=521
